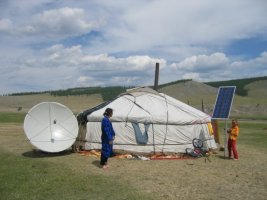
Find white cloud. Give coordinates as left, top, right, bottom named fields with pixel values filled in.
left=77, top=76, right=93, bottom=85
left=230, top=51, right=267, bottom=77
left=81, top=54, right=116, bottom=64
left=182, top=72, right=201, bottom=80
left=81, top=54, right=166, bottom=71
left=1, top=7, right=103, bottom=40
left=0, top=1, right=267, bottom=94
left=1, top=41, right=267, bottom=94
left=172, top=53, right=229, bottom=70
left=0, top=44, right=168, bottom=93
left=0, top=18, right=13, bottom=32
left=96, top=0, right=267, bottom=53
left=22, top=7, right=100, bottom=38
left=125, top=56, right=166, bottom=70
left=167, top=51, right=267, bottom=82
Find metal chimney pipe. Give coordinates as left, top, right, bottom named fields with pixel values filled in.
left=154, top=62, right=160, bottom=91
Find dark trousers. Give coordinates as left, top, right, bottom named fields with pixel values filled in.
left=100, top=154, right=108, bottom=166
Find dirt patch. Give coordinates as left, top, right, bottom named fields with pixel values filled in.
left=1, top=123, right=266, bottom=200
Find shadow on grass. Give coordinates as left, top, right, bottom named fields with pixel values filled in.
left=22, top=149, right=73, bottom=158
left=92, top=160, right=101, bottom=168
left=217, top=155, right=231, bottom=160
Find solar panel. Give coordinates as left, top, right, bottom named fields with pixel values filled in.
left=212, top=86, right=236, bottom=119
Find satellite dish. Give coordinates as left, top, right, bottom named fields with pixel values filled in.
left=24, top=102, right=78, bottom=153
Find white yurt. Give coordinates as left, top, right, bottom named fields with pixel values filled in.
left=76, top=87, right=216, bottom=153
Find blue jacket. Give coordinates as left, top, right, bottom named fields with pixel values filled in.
left=101, top=116, right=115, bottom=158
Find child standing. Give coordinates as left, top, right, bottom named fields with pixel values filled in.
left=227, top=119, right=239, bottom=160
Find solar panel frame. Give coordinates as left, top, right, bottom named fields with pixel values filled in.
left=212, top=86, right=236, bottom=119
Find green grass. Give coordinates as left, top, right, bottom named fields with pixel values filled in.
left=0, top=112, right=26, bottom=123
left=238, top=121, right=267, bottom=149
left=0, top=111, right=156, bottom=199
left=0, top=152, right=155, bottom=200
left=1, top=113, right=266, bottom=199
left=232, top=115, right=267, bottom=120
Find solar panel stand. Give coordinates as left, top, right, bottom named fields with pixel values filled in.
left=224, top=119, right=228, bottom=158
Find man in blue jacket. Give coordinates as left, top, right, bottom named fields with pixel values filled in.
left=100, top=108, right=115, bottom=169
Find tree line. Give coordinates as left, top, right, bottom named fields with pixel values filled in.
left=205, top=76, right=267, bottom=96
left=4, top=76, right=267, bottom=99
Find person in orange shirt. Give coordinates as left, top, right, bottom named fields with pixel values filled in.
left=227, top=119, right=239, bottom=160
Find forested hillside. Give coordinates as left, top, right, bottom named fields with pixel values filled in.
left=5, top=76, right=267, bottom=101
left=205, top=76, right=267, bottom=96
left=9, top=86, right=129, bottom=101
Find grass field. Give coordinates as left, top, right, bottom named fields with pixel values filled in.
left=0, top=113, right=266, bottom=200
left=0, top=112, right=26, bottom=123
left=0, top=93, right=103, bottom=114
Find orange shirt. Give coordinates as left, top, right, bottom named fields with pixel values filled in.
left=229, top=125, right=239, bottom=140
left=207, top=122, right=214, bottom=135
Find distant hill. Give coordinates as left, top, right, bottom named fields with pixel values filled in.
left=205, top=76, right=267, bottom=96
left=1, top=75, right=267, bottom=118
left=244, top=79, right=267, bottom=98
left=159, top=75, right=267, bottom=104
left=7, top=76, right=267, bottom=100
left=158, top=80, right=217, bottom=105
left=158, top=76, right=267, bottom=118
left=9, top=86, right=130, bottom=101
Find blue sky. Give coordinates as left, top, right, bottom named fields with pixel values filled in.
left=0, top=0, right=267, bottom=94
